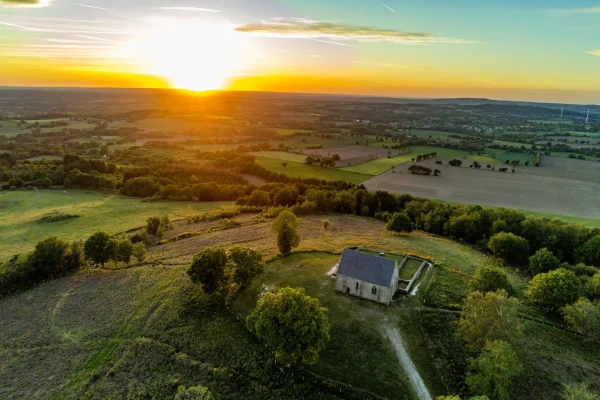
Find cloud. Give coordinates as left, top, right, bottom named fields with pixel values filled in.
left=0, top=0, right=52, bottom=8
left=588, top=50, right=600, bottom=56
left=235, top=20, right=476, bottom=45
left=549, top=7, right=600, bottom=14
left=375, top=0, right=395, bottom=13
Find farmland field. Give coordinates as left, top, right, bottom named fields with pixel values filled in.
left=254, top=156, right=370, bottom=184
left=0, top=190, right=230, bottom=258
left=341, top=146, right=502, bottom=175
left=249, top=151, right=308, bottom=163
left=274, top=128, right=312, bottom=136
left=303, top=145, right=404, bottom=167
left=364, top=155, right=600, bottom=220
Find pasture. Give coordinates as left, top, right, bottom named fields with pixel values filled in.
left=249, top=151, right=308, bottom=163
left=2, top=215, right=597, bottom=399
left=364, top=155, right=600, bottom=221
left=254, top=156, right=370, bottom=184
left=303, top=145, right=404, bottom=167
left=0, top=190, right=230, bottom=258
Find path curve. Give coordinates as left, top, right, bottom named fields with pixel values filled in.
left=383, top=322, right=433, bottom=400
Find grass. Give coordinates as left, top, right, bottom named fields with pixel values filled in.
left=26, top=155, right=63, bottom=161
left=0, top=189, right=231, bottom=257
left=275, top=128, right=313, bottom=136
left=1, top=215, right=598, bottom=398
left=484, top=148, right=536, bottom=164
left=340, top=146, right=502, bottom=176
left=398, top=259, right=423, bottom=281
left=254, top=156, right=371, bottom=184
left=250, top=151, right=309, bottom=163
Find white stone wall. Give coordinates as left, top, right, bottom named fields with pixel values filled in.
left=336, top=274, right=394, bottom=305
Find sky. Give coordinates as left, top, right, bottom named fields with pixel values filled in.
left=0, top=0, right=599, bottom=103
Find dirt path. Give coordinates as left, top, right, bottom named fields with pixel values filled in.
left=383, top=322, right=433, bottom=400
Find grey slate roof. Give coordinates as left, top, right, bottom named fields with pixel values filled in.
left=337, top=249, right=397, bottom=287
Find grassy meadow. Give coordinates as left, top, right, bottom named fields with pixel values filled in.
left=254, top=156, right=371, bottom=184
left=0, top=189, right=230, bottom=257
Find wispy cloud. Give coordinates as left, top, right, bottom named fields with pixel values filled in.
left=375, top=0, right=395, bottom=13
left=73, top=3, right=115, bottom=12
left=0, top=21, right=133, bottom=35
left=312, top=38, right=360, bottom=47
left=75, top=35, right=119, bottom=43
left=155, top=6, right=221, bottom=13
left=235, top=20, right=476, bottom=44
left=588, top=49, right=600, bottom=56
left=549, top=7, right=600, bottom=14
left=0, top=0, right=52, bottom=8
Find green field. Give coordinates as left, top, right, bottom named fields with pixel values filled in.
left=250, top=151, right=308, bottom=163
left=0, top=190, right=231, bottom=257
left=546, top=151, right=600, bottom=162
left=341, top=146, right=501, bottom=175
left=274, top=128, right=312, bottom=136
left=492, top=140, right=533, bottom=149
left=26, top=155, right=63, bottom=161
left=255, top=156, right=370, bottom=184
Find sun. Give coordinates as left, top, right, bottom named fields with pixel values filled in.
left=128, top=19, right=242, bottom=92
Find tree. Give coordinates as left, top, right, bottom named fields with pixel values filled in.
left=132, top=242, right=147, bottom=263
left=590, top=272, right=600, bottom=299
left=561, top=298, right=600, bottom=341
left=146, top=216, right=161, bottom=235
left=434, top=169, right=442, bottom=176
left=174, top=385, right=214, bottom=400
left=281, top=162, right=288, bottom=168
left=449, top=159, right=463, bottom=167
left=576, top=236, right=600, bottom=267
left=458, top=290, right=523, bottom=351
left=228, top=247, right=265, bottom=287
left=246, top=287, right=330, bottom=365
left=386, top=212, right=414, bottom=234
left=466, top=340, right=523, bottom=400
left=469, top=266, right=513, bottom=294
left=105, top=239, right=119, bottom=267
left=529, top=248, right=560, bottom=276
left=561, top=383, right=600, bottom=400
left=29, top=237, right=68, bottom=279
left=526, top=268, right=581, bottom=311
left=487, top=232, right=530, bottom=265
left=332, top=154, right=341, bottom=161
left=187, top=248, right=228, bottom=294
left=271, top=210, right=301, bottom=255
left=84, top=232, right=111, bottom=266
left=117, top=239, right=133, bottom=265
left=8, top=178, right=24, bottom=189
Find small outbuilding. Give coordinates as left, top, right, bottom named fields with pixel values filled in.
left=335, top=249, right=399, bottom=305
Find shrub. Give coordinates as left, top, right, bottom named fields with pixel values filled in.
left=146, top=216, right=161, bottom=235
left=84, top=232, right=111, bottom=267
left=561, top=383, right=600, bottom=400
left=321, top=219, right=331, bottom=230
left=29, top=237, right=69, bottom=280
left=561, top=298, right=600, bottom=341
left=526, top=268, right=581, bottom=311
left=174, top=385, right=214, bottom=400
left=469, top=266, right=513, bottom=294
left=529, top=248, right=560, bottom=276
left=132, top=242, right=147, bottom=263
left=488, top=232, right=530, bottom=265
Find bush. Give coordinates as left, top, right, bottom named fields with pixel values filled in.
left=174, top=385, right=214, bottom=400
left=29, top=237, right=68, bottom=280
left=146, top=216, right=161, bottom=235
left=526, top=268, right=581, bottom=311
left=487, top=232, right=530, bottom=265
left=561, top=383, right=600, bottom=400
left=561, top=298, right=600, bottom=341
left=321, top=219, right=331, bottom=230
left=469, top=266, right=513, bottom=294
left=132, top=242, right=147, bottom=263
left=529, top=248, right=560, bottom=276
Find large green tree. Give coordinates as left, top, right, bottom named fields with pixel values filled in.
left=29, top=237, right=68, bottom=279
left=271, top=210, right=301, bottom=255
left=469, top=266, right=513, bottom=294
left=187, top=248, right=228, bottom=294
left=529, top=248, right=560, bottom=276
left=386, top=212, right=414, bottom=234
left=174, top=385, right=214, bottom=400
left=466, top=340, right=523, bottom=400
left=458, top=290, right=523, bottom=351
left=576, top=236, right=600, bottom=267
left=561, top=383, right=600, bottom=400
left=526, top=268, right=581, bottom=311
left=246, top=287, right=330, bottom=365
left=488, top=232, right=530, bottom=265
left=228, top=247, right=265, bottom=287
left=84, top=232, right=111, bottom=267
